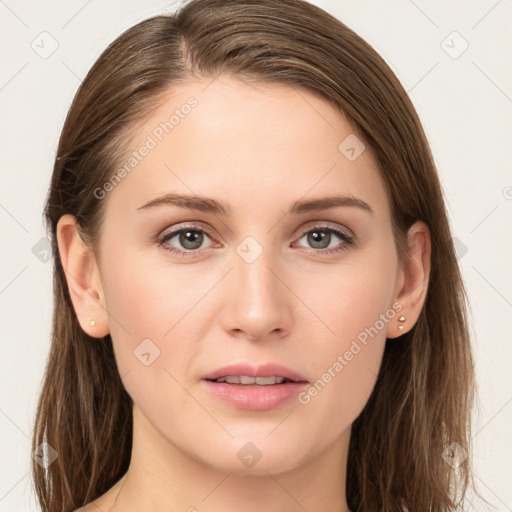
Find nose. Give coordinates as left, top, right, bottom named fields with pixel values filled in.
left=219, top=246, right=294, bottom=342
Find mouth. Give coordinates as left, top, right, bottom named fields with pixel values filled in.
left=205, top=375, right=305, bottom=385
left=201, top=364, right=309, bottom=411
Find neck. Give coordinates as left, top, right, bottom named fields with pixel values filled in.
left=110, top=405, right=351, bottom=512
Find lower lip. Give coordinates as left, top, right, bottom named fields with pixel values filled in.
left=201, top=380, right=308, bottom=411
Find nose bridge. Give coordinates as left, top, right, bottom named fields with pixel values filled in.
left=238, top=247, right=277, bottom=301
left=222, top=236, right=292, bottom=339
left=234, top=232, right=276, bottom=289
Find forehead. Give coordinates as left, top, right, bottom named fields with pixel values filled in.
left=102, top=74, right=389, bottom=221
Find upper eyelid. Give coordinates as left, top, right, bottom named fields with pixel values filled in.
left=159, top=222, right=216, bottom=239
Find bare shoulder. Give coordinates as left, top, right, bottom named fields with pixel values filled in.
left=72, top=503, right=105, bottom=512
left=72, top=475, right=126, bottom=511
left=72, top=500, right=108, bottom=511
left=71, top=496, right=114, bottom=512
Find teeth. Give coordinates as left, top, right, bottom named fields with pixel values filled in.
left=255, top=376, right=285, bottom=385
left=214, top=375, right=286, bottom=385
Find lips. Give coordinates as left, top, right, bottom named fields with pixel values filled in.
left=202, top=362, right=309, bottom=384
left=201, top=363, right=309, bottom=410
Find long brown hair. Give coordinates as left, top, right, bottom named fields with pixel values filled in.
left=32, top=0, right=478, bottom=510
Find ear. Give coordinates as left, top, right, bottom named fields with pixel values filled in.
left=386, top=221, right=431, bottom=339
left=56, top=214, right=109, bottom=338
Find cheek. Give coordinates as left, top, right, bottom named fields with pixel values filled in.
left=100, top=254, right=209, bottom=438
left=100, top=246, right=232, bottom=420
left=102, top=244, right=212, bottom=338
left=99, top=248, right=194, bottom=379
left=293, top=250, right=397, bottom=422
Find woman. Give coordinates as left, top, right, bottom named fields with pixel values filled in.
left=32, top=0, right=478, bottom=510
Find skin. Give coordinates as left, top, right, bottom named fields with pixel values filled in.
left=58, top=75, right=431, bottom=512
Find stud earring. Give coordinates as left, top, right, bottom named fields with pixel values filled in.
left=87, top=318, right=96, bottom=327
left=397, top=315, right=406, bottom=331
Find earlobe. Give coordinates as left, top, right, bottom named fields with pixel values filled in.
left=56, top=214, right=109, bottom=338
left=386, top=221, right=431, bottom=339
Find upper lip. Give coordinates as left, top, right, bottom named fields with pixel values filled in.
left=203, top=363, right=309, bottom=383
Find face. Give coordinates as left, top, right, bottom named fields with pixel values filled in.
left=94, top=75, right=402, bottom=474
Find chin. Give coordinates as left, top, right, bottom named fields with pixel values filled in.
left=193, top=435, right=312, bottom=476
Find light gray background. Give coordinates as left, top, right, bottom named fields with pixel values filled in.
left=1, top=1, right=511, bottom=510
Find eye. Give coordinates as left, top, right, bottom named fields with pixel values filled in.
left=293, top=224, right=354, bottom=254
left=157, top=223, right=216, bottom=257
left=157, top=222, right=355, bottom=258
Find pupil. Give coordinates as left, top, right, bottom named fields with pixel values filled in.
left=180, top=230, right=203, bottom=249
left=308, top=230, right=330, bottom=249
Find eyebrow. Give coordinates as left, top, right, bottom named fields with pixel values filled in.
left=136, top=193, right=374, bottom=216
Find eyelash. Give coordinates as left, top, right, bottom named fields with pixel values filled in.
left=156, top=222, right=355, bottom=257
